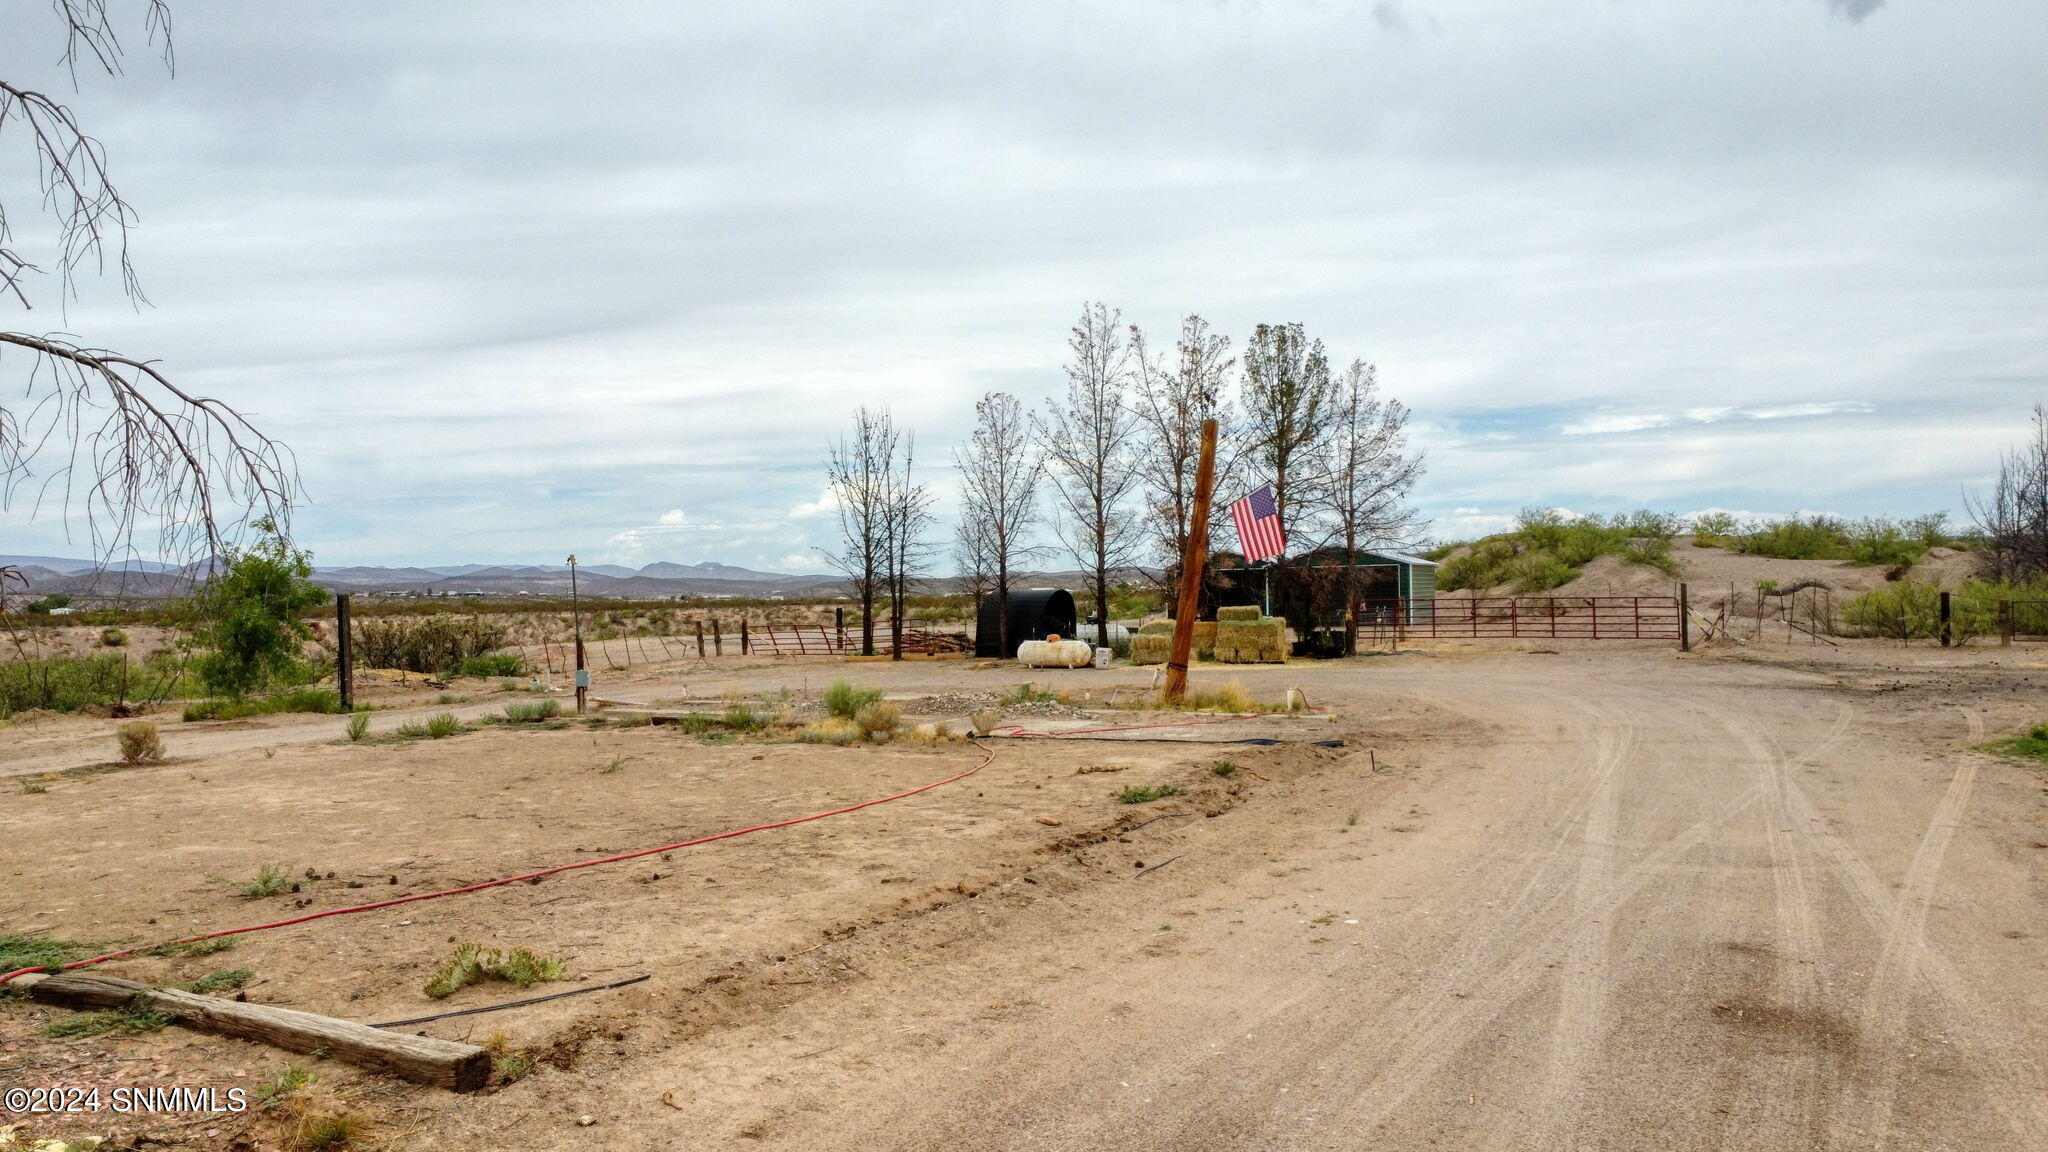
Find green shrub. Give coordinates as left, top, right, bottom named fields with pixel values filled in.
left=823, top=679, right=883, bottom=719
left=394, top=712, right=465, bottom=740
left=0, top=651, right=199, bottom=718
left=447, top=652, right=526, bottom=678
left=46, top=994, right=169, bottom=1038
left=186, top=967, right=255, bottom=994
left=1436, top=508, right=1682, bottom=592
left=190, top=519, right=329, bottom=698
left=1115, top=784, right=1185, bottom=804
left=345, top=713, right=370, bottom=741
left=502, top=698, right=562, bottom=723
left=424, top=943, right=566, bottom=999
left=183, top=688, right=344, bottom=722
left=24, top=593, right=72, bottom=614
left=215, top=863, right=293, bottom=899
left=1978, top=723, right=2048, bottom=763
left=722, top=703, right=766, bottom=732
left=99, top=627, right=128, bottom=647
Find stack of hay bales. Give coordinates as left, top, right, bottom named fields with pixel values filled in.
left=1212, top=605, right=1288, bottom=663
left=1130, top=618, right=1220, bottom=665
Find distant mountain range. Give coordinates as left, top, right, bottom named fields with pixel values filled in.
left=0, top=555, right=842, bottom=600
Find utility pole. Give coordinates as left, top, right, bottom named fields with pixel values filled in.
left=1164, top=418, right=1219, bottom=704
left=568, top=554, right=587, bottom=715
left=335, top=594, right=354, bottom=711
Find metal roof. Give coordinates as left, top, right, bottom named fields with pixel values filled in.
left=1360, top=549, right=1438, bottom=568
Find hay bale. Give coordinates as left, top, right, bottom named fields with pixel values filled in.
left=1213, top=618, right=1287, bottom=663
left=1131, top=625, right=1218, bottom=665
left=1130, top=634, right=1172, bottom=665
left=1137, top=620, right=1173, bottom=636
left=1216, top=605, right=1262, bottom=622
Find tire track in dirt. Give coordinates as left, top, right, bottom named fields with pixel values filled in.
left=1302, top=687, right=1801, bottom=1143
left=1761, top=707, right=2048, bottom=1144
left=1715, top=704, right=1845, bottom=1145
left=1823, top=707, right=1987, bottom=1151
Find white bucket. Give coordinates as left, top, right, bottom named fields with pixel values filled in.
left=1093, top=646, right=1112, bottom=669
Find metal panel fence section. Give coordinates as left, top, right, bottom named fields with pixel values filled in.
left=749, top=624, right=971, bottom=657
left=1354, top=595, right=1682, bottom=641
left=2001, top=600, right=2048, bottom=644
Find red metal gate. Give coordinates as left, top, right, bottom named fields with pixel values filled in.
left=1356, top=596, right=1682, bottom=641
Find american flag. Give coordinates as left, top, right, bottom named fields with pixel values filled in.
left=1230, top=484, right=1287, bottom=563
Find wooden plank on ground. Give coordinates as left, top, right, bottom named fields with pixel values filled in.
left=18, top=972, right=490, bottom=1092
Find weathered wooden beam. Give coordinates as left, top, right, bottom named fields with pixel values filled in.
left=18, top=973, right=489, bottom=1092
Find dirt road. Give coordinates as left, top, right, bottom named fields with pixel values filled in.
left=539, top=647, right=2045, bottom=1150
left=5, top=645, right=2043, bottom=1149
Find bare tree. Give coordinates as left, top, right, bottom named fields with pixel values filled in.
left=2, top=4, right=293, bottom=569
left=952, top=515, right=995, bottom=609
left=1237, top=322, right=1336, bottom=549
left=1967, top=404, right=2048, bottom=583
left=823, top=407, right=899, bottom=655
left=1310, top=360, right=1425, bottom=651
left=1039, top=302, right=1144, bottom=644
left=882, top=432, right=937, bottom=658
left=954, top=391, right=1043, bottom=656
left=1131, top=314, right=1233, bottom=578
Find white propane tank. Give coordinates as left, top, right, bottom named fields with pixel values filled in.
left=1016, top=639, right=1095, bottom=668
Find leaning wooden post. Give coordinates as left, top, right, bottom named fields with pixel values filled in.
left=335, top=593, right=354, bottom=711
left=1679, top=583, right=1690, bottom=652
left=695, top=619, right=706, bottom=657
left=1163, top=419, right=1219, bottom=704
left=1939, top=591, right=1952, bottom=648
left=712, top=618, right=723, bottom=656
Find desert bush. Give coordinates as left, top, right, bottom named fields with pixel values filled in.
left=116, top=720, right=164, bottom=764
left=502, top=698, right=562, bottom=723
left=796, top=717, right=862, bottom=745
left=0, top=651, right=198, bottom=718
left=184, top=688, right=343, bottom=722
left=968, top=708, right=1001, bottom=736
left=424, top=943, right=566, bottom=999
left=823, top=678, right=883, bottom=720
left=345, top=713, right=370, bottom=741
left=1434, top=508, right=1680, bottom=593
left=448, top=652, right=526, bottom=679
left=215, top=863, right=292, bottom=899
left=853, top=700, right=901, bottom=738
left=722, top=703, right=766, bottom=732
left=99, top=627, right=127, bottom=647
left=351, top=615, right=511, bottom=675
left=1115, top=784, right=1184, bottom=804
left=395, top=712, right=465, bottom=740
left=1838, top=578, right=2024, bottom=641
left=1689, top=511, right=1739, bottom=545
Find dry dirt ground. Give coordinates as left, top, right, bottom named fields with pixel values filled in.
left=3, top=640, right=2046, bottom=1150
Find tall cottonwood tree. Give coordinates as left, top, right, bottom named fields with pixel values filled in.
left=1132, top=314, right=1233, bottom=577
left=2, top=3, right=292, bottom=570
left=954, top=392, right=1043, bottom=656
left=1237, top=322, right=1337, bottom=551
left=1039, top=303, right=1143, bottom=643
left=823, top=407, right=900, bottom=655
left=1311, top=360, right=1424, bottom=651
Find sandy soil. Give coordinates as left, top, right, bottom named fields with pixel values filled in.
left=3, top=641, right=2045, bottom=1150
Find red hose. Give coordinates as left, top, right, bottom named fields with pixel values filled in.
left=1, top=741, right=1001, bottom=985
left=4, top=707, right=1321, bottom=986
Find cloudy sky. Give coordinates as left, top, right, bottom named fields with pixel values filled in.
left=3, top=0, right=2042, bottom=570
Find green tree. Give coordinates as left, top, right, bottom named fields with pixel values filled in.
left=191, top=520, right=329, bottom=697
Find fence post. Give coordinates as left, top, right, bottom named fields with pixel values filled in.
left=2000, top=600, right=2013, bottom=646
left=835, top=607, right=846, bottom=651
left=695, top=620, right=705, bottom=658
left=335, top=594, right=354, bottom=711
left=741, top=618, right=750, bottom=656
left=1939, top=591, right=1952, bottom=648
left=1679, top=584, right=1691, bottom=652
left=713, top=618, right=723, bottom=656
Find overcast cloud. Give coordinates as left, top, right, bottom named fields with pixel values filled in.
left=2, top=0, right=2042, bottom=569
